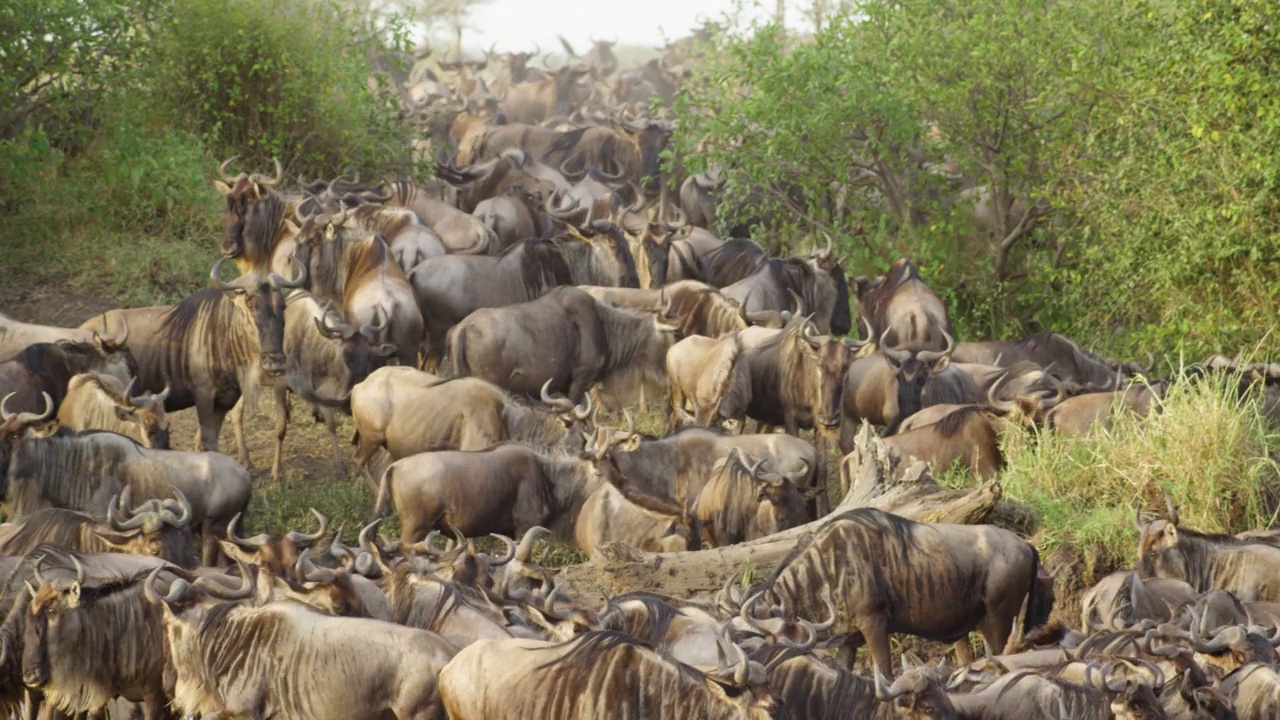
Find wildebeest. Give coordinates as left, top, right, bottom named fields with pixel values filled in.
left=597, top=425, right=822, bottom=517
left=145, top=568, right=457, bottom=720
left=0, top=335, right=138, bottom=417
left=947, top=669, right=1114, bottom=719
left=574, top=483, right=699, bottom=554
left=753, top=644, right=956, bottom=719
left=292, top=210, right=424, bottom=368
left=0, top=489, right=197, bottom=567
left=739, top=317, right=859, bottom=461
left=847, top=405, right=1004, bottom=484
left=666, top=332, right=749, bottom=432
left=90, top=258, right=305, bottom=459
left=760, top=508, right=1052, bottom=674
left=854, top=258, right=952, bottom=351
left=57, top=373, right=171, bottom=449
left=839, top=333, right=957, bottom=446
left=1136, top=501, right=1280, bottom=601
left=1045, top=383, right=1164, bottom=437
left=0, top=400, right=250, bottom=565
left=373, top=442, right=611, bottom=542
left=582, top=280, right=752, bottom=339
left=22, top=554, right=189, bottom=720
left=719, top=239, right=852, bottom=336
left=690, top=449, right=809, bottom=546
left=438, top=631, right=781, bottom=720
left=349, top=368, right=593, bottom=487
left=0, top=312, right=124, bottom=361
left=1080, top=571, right=1197, bottom=632
left=497, top=65, right=591, bottom=124
left=444, top=285, right=678, bottom=403
left=410, top=230, right=640, bottom=367
left=952, top=331, right=1127, bottom=391
left=270, top=290, right=397, bottom=481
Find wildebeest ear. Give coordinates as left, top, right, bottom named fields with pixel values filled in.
left=929, top=355, right=952, bottom=373
left=113, top=405, right=136, bottom=423
left=212, top=180, right=233, bottom=196
left=63, top=582, right=81, bottom=609
left=854, top=276, right=874, bottom=297
left=218, top=539, right=259, bottom=567
left=1161, top=524, right=1178, bottom=547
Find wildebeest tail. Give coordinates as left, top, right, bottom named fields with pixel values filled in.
left=442, top=325, right=467, bottom=378
left=373, top=466, right=394, bottom=520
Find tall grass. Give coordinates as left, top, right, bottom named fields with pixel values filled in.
left=999, top=374, right=1280, bottom=585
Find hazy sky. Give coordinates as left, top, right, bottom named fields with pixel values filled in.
left=459, top=0, right=784, bottom=54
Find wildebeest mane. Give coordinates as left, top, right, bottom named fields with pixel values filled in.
left=751, top=644, right=880, bottom=716
left=546, top=127, right=589, bottom=158
left=933, top=405, right=983, bottom=439
left=512, top=238, right=574, bottom=292
left=8, top=342, right=137, bottom=407
left=159, top=289, right=227, bottom=349
left=599, top=593, right=681, bottom=641
left=593, top=302, right=664, bottom=374
left=534, top=630, right=709, bottom=686
left=0, top=508, right=93, bottom=556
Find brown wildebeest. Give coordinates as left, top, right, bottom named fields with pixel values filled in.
left=854, top=258, right=952, bottom=351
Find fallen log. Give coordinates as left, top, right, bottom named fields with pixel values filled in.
left=555, top=423, right=1004, bottom=603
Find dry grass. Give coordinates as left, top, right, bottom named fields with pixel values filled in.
left=998, top=373, right=1280, bottom=589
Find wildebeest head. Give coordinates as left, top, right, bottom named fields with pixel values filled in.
left=95, top=487, right=198, bottom=568
left=111, top=376, right=172, bottom=448
left=881, top=329, right=955, bottom=433
left=314, top=303, right=398, bottom=396
left=21, top=555, right=88, bottom=689
left=874, top=659, right=957, bottom=719
left=808, top=234, right=852, bottom=337
left=212, top=157, right=287, bottom=271
left=612, top=115, right=674, bottom=196
left=0, top=392, right=54, bottom=485
left=220, top=508, right=329, bottom=576
left=1134, top=495, right=1186, bottom=582
left=614, top=207, right=682, bottom=289
left=793, top=319, right=863, bottom=429
left=581, top=220, right=641, bottom=288
left=209, top=257, right=306, bottom=377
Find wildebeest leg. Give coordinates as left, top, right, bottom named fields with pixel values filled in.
left=271, top=387, right=290, bottom=483
left=23, top=688, right=40, bottom=720
left=194, top=396, right=223, bottom=454
left=321, top=406, right=346, bottom=478
left=836, top=642, right=859, bottom=671
left=861, top=619, right=894, bottom=677
left=229, top=398, right=251, bottom=469
left=201, top=518, right=217, bottom=567
left=838, top=417, right=856, bottom=455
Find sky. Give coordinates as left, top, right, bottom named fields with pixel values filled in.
left=455, top=0, right=785, bottom=55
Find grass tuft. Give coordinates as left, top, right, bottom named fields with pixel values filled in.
left=999, top=373, right=1280, bottom=584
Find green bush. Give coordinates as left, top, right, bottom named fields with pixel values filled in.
left=145, top=0, right=417, bottom=177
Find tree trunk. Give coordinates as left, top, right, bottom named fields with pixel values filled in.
left=555, top=424, right=1004, bottom=604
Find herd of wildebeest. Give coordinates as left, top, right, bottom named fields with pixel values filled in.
left=1, top=35, right=1280, bottom=720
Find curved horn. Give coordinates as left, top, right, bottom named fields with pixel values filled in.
left=879, top=330, right=912, bottom=366
left=218, top=156, right=241, bottom=182
left=540, top=379, right=575, bottom=411
left=143, top=566, right=191, bottom=606
left=210, top=257, right=259, bottom=292
left=812, top=587, right=838, bottom=632
left=268, top=254, right=309, bottom=290
left=514, top=526, right=551, bottom=563
left=162, top=488, right=193, bottom=528
left=109, top=314, right=129, bottom=347
left=193, top=561, right=256, bottom=600
left=227, top=512, right=269, bottom=549
left=0, top=391, right=54, bottom=427
left=874, top=664, right=902, bottom=701
left=248, top=158, right=284, bottom=188
left=571, top=392, right=593, bottom=421
left=285, top=508, right=329, bottom=548
left=315, top=302, right=355, bottom=340
left=780, top=618, right=818, bottom=651
left=486, top=534, right=517, bottom=566
left=1134, top=507, right=1146, bottom=532
left=987, top=372, right=1016, bottom=412
left=917, top=329, right=955, bottom=365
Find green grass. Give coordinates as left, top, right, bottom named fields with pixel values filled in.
left=998, top=373, right=1280, bottom=587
